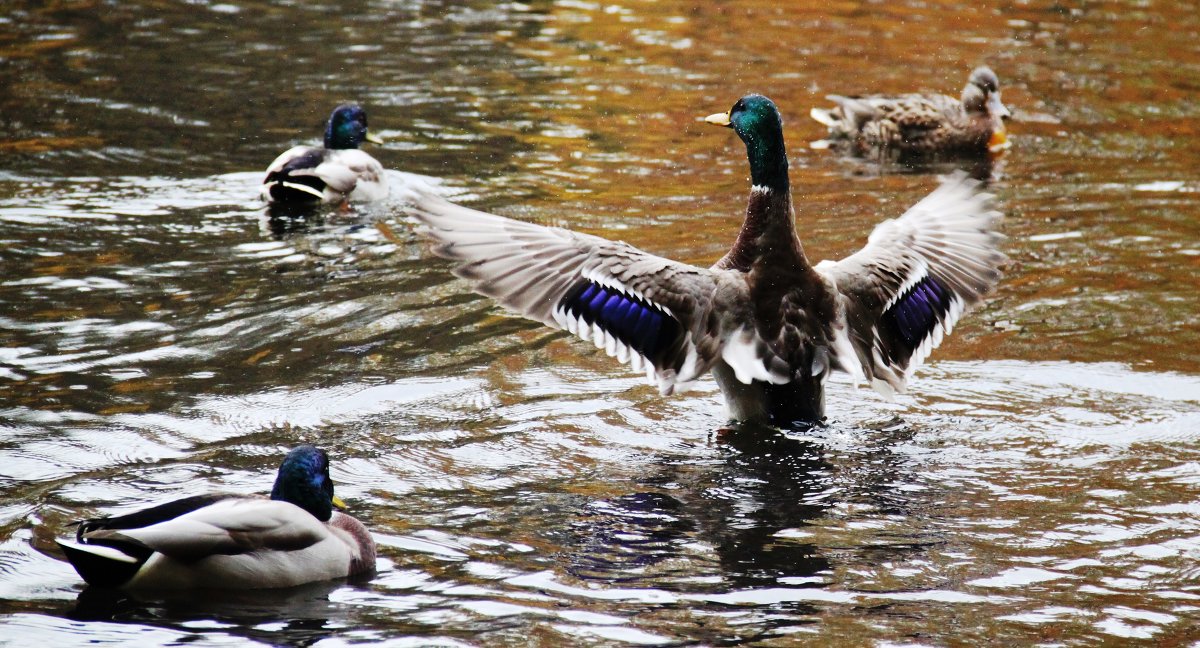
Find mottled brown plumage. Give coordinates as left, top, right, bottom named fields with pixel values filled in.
left=811, top=67, right=1011, bottom=158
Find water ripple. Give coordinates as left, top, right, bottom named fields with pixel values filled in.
left=3, top=0, right=1200, bottom=645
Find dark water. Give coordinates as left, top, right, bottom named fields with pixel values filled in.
left=2, top=0, right=1199, bottom=645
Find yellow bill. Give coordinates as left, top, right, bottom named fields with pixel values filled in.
left=332, top=495, right=349, bottom=510
left=704, top=111, right=732, bottom=127
left=988, top=129, right=1009, bottom=152
left=366, top=132, right=385, bottom=145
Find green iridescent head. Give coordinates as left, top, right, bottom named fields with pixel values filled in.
left=705, top=94, right=789, bottom=191
left=324, top=104, right=381, bottom=150
left=270, top=445, right=346, bottom=521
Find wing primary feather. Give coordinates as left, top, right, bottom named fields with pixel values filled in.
left=406, top=185, right=728, bottom=395
left=818, top=172, right=1004, bottom=393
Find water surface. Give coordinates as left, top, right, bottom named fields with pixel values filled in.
left=2, top=0, right=1199, bottom=645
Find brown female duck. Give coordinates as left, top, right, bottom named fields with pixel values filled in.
left=811, top=67, right=1011, bottom=157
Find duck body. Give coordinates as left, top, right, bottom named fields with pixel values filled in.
left=706, top=186, right=840, bottom=424
left=57, top=446, right=376, bottom=590
left=811, top=67, right=1011, bottom=158
left=262, top=104, right=388, bottom=204
left=407, top=95, right=1004, bottom=427
left=263, top=146, right=388, bottom=204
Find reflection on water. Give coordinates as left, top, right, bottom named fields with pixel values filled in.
left=2, top=0, right=1200, bottom=645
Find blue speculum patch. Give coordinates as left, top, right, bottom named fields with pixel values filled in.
left=559, top=280, right=681, bottom=367
left=884, top=275, right=953, bottom=357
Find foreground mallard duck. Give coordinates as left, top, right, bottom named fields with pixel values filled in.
left=810, top=67, right=1011, bottom=157
left=57, top=445, right=376, bottom=589
left=261, top=104, right=388, bottom=204
left=406, top=95, right=1004, bottom=426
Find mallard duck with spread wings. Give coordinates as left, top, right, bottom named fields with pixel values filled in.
left=407, top=95, right=1005, bottom=426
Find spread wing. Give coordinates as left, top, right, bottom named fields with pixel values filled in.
left=404, top=186, right=788, bottom=394
left=816, top=172, right=1005, bottom=396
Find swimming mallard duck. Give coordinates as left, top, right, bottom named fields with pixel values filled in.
left=261, top=104, right=388, bottom=204
left=406, top=95, right=1004, bottom=426
left=810, top=67, right=1011, bottom=157
left=57, top=445, right=376, bottom=589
